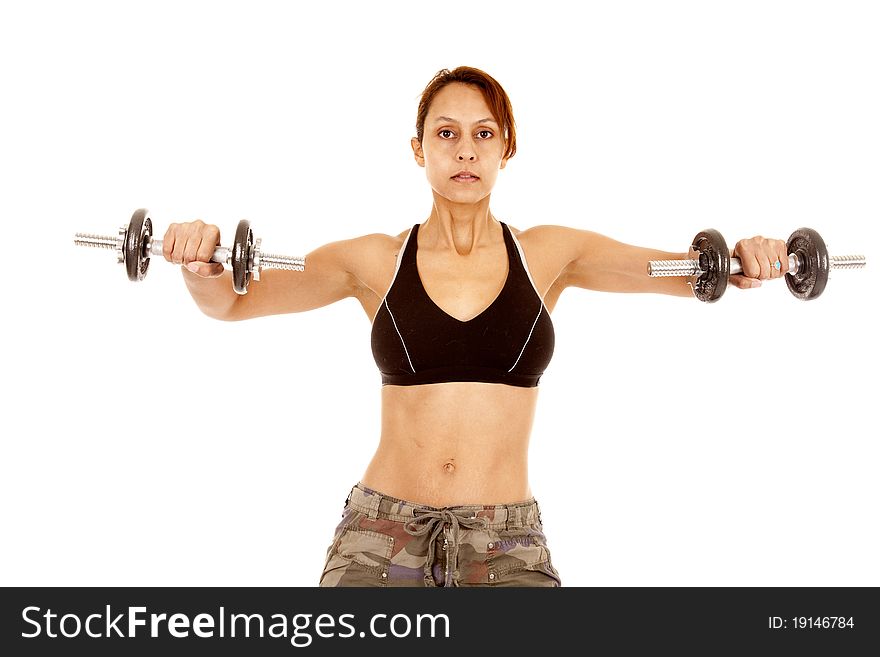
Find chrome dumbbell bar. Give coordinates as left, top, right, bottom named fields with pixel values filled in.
left=645, top=227, right=865, bottom=301
left=648, top=253, right=866, bottom=278
left=75, top=208, right=305, bottom=294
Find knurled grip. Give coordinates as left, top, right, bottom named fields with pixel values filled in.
left=648, top=253, right=865, bottom=277
left=74, top=209, right=307, bottom=294
left=74, top=230, right=305, bottom=272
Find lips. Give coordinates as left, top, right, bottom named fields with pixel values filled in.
left=452, top=170, right=480, bottom=182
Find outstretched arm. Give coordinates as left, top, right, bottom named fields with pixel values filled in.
left=543, top=226, right=787, bottom=296
left=165, top=219, right=362, bottom=320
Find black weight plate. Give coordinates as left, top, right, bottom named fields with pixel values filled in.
left=689, top=229, right=730, bottom=303
left=125, top=208, right=152, bottom=282
left=786, top=227, right=829, bottom=300
left=232, top=219, right=253, bottom=295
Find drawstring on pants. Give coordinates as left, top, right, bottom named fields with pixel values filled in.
left=404, top=508, right=489, bottom=587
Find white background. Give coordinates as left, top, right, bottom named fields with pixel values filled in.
left=2, top=0, right=877, bottom=587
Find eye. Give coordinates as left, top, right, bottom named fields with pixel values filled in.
left=439, top=129, right=455, bottom=139
left=477, top=130, right=493, bottom=139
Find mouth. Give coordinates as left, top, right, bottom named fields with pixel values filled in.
left=451, top=172, right=480, bottom=183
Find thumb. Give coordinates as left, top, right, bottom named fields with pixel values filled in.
left=184, top=261, right=225, bottom=278
left=728, top=274, right=761, bottom=290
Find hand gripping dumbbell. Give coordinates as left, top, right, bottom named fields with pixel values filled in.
left=74, top=208, right=305, bottom=294
left=646, top=228, right=865, bottom=302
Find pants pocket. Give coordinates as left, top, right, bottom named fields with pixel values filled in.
left=486, top=525, right=561, bottom=587
left=319, top=527, right=395, bottom=587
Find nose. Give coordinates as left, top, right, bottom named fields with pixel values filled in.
left=457, top=137, right=476, bottom=161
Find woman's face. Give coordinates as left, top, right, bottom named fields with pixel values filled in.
left=412, top=82, right=508, bottom=206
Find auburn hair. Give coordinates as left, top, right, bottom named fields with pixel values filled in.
left=415, top=66, right=517, bottom=161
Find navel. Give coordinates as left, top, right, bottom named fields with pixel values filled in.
left=443, top=460, right=456, bottom=474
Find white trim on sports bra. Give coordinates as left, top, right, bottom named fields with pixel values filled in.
left=370, top=226, right=416, bottom=328
left=507, top=229, right=549, bottom=373
left=372, top=226, right=418, bottom=374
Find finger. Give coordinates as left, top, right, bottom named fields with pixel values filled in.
left=182, top=220, right=206, bottom=264
left=739, top=250, right=762, bottom=279
left=182, top=231, right=202, bottom=265
left=731, top=244, right=761, bottom=287
left=169, top=228, right=187, bottom=265
left=196, top=225, right=220, bottom=263
left=162, top=224, right=178, bottom=263
left=757, top=251, right=771, bottom=280
left=775, top=240, right=789, bottom=276
left=765, top=246, right=782, bottom=279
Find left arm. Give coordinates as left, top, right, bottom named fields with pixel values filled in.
left=541, top=226, right=694, bottom=297
left=539, top=225, right=787, bottom=296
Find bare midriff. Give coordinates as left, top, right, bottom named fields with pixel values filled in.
left=359, top=381, right=539, bottom=508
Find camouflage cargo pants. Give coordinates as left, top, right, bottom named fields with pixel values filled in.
left=319, top=483, right=562, bottom=587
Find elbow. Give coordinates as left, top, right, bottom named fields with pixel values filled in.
left=199, top=298, right=245, bottom=321
left=207, top=310, right=243, bottom=322
left=199, top=308, right=238, bottom=322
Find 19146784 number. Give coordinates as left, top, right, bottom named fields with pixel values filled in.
left=768, top=616, right=855, bottom=630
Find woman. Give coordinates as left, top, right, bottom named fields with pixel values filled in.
left=162, top=67, right=788, bottom=587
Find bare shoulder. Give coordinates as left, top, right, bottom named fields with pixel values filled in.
left=508, top=223, right=582, bottom=251
left=509, top=222, right=616, bottom=271
left=344, top=226, right=411, bottom=299
left=505, top=223, right=581, bottom=272
left=501, top=223, right=583, bottom=299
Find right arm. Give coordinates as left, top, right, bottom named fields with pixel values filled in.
left=165, top=220, right=361, bottom=321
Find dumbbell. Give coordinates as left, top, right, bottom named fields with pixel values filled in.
left=74, top=208, right=305, bottom=294
left=646, top=227, right=865, bottom=302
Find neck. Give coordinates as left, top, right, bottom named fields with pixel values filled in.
left=421, top=193, right=499, bottom=256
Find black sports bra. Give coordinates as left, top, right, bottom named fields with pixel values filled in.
left=370, top=222, right=555, bottom=387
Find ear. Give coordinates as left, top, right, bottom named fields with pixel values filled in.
left=411, top=137, right=425, bottom=167
left=499, top=156, right=508, bottom=170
